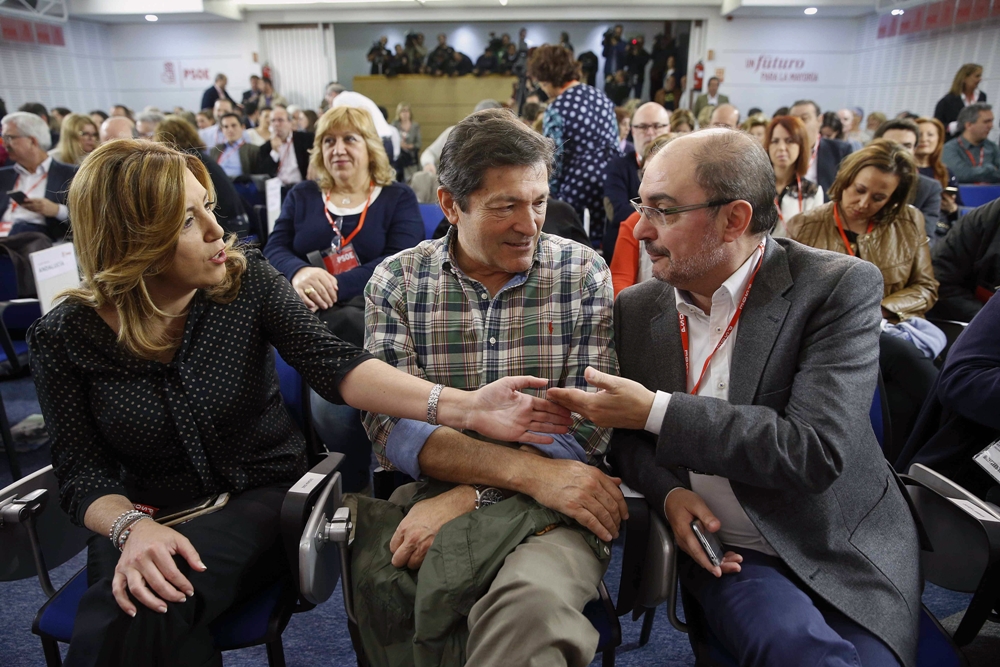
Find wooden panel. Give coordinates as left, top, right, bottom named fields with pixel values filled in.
left=353, top=74, right=517, bottom=147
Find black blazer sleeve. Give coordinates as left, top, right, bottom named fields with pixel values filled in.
left=254, top=142, right=278, bottom=177
left=294, top=132, right=315, bottom=181
left=929, top=198, right=1000, bottom=322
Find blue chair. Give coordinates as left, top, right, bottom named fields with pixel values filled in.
left=0, top=254, right=37, bottom=377
left=1, top=453, right=348, bottom=667
left=418, top=203, right=444, bottom=240
left=958, top=184, right=1000, bottom=208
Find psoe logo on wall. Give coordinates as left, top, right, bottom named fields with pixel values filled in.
left=161, top=62, right=177, bottom=84
left=745, top=55, right=818, bottom=83
left=183, top=68, right=211, bottom=83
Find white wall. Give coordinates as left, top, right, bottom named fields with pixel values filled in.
left=105, top=20, right=260, bottom=113
left=700, top=16, right=862, bottom=117
left=846, top=14, right=1000, bottom=142
left=0, top=19, right=117, bottom=115
left=333, top=20, right=671, bottom=98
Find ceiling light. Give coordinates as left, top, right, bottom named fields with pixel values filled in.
left=891, top=8, right=904, bottom=14
left=499, top=0, right=508, bottom=5
left=804, top=7, right=817, bottom=14
left=145, top=14, right=158, bottom=21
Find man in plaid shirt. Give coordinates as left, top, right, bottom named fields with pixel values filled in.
left=361, top=108, right=625, bottom=665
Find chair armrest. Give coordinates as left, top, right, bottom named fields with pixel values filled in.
left=615, top=483, right=649, bottom=615
left=280, top=452, right=345, bottom=608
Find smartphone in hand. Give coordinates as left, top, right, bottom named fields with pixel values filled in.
left=691, top=519, right=725, bottom=568
left=7, top=190, right=27, bottom=205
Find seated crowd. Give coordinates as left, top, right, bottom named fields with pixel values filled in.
left=1, top=45, right=999, bottom=667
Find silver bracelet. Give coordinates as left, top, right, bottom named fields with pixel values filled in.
left=110, top=510, right=148, bottom=547
left=426, top=383, right=445, bottom=425
left=116, top=516, right=150, bottom=552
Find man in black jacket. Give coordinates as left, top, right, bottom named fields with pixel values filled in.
left=927, top=198, right=1000, bottom=322
left=0, top=111, right=77, bottom=241
left=254, top=106, right=313, bottom=192
left=200, top=73, right=236, bottom=114
left=790, top=99, right=853, bottom=198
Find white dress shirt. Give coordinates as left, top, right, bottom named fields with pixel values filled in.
left=643, top=244, right=778, bottom=556
left=269, top=135, right=302, bottom=187
left=0, top=157, right=69, bottom=237
left=805, top=137, right=820, bottom=184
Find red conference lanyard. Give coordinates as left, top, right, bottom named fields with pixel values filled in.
left=833, top=204, right=873, bottom=257
left=9, top=171, right=48, bottom=211
left=810, top=137, right=820, bottom=166
left=957, top=138, right=985, bottom=167
left=324, top=181, right=374, bottom=250
left=216, top=140, right=244, bottom=165
left=774, top=175, right=803, bottom=222
left=275, top=138, right=293, bottom=173
left=678, top=241, right=767, bottom=396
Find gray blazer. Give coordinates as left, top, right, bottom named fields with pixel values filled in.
left=610, top=237, right=922, bottom=666
left=913, top=174, right=943, bottom=245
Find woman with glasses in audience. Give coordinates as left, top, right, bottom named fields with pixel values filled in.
left=914, top=116, right=962, bottom=224
left=28, top=139, right=564, bottom=667
left=264, top=106, right=423, bottom=493
left=789, top=139, right=939, bottom=458
left=669, top=108, right=695, bottom=134
left=391, top=102, right=421, bottom=183
left=528, top=44, right=619, bottom=248
left=49, top=113, right=99, bottom=165
left=935, top=63, right=986, bottom=140
left=153, top=116, right=249, bottom=238
left=767, top=116, right=822, bottom=237
left=247, top=106, right=272, bottom=146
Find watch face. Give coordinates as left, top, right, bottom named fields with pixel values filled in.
left=478, top=488, right=505, bottom=508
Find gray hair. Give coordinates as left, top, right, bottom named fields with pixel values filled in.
left=473, top=99, right=503, bottom=113
left=136, top=110, right=165, bottom=124
left=956, top=102, right=992, bottom=132
left=439, top=108, right=554, bottom=211
left=688, top=129, right=779, bottom=236
left=326, top=82, right=346, bottom=96
left=1, top=111, right=52, bottom=149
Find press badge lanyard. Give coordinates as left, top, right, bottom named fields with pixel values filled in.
left=216, top=140, right=244, bottom=165
left=957, top=138, right=985, bottom=168
left=774, top=175, right=803, bottom=222
left=833, top=205, right=873, bottom=257
left=678, top=241, right=766, bottom=396
left=9, top=170, right=48, bottom=211
left=324, top=182, right=374, bottom=251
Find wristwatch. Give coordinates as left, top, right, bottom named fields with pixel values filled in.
left=474, top=486, right=505, bottom=510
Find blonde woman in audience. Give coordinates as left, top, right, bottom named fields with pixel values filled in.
left=864, top=111, right=887, bottom=142
left=669, top=108, right=695, bottom=134
left=767, top=116, right=822, bottom=237
left=935, top=63, right=986, bottom=139
left=247, top=107, right=272, bottom=146
left=49, top=113, right=98, bottom=165
left=28, top=139, right=565, bottom=667
left=789, top=139, right=939, bottom=455
left=392, top=102, right=421, bottom=182
left=740, top=114, right=768, bottom=146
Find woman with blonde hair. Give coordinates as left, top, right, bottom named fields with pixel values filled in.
left=48, top=113, right=98, bottom=164
left=934, top=63, right=986, bottom=140
left=669, top=108, right=695, bottom=134
left=27, top=139, right=568, bottom=666
left=790, top=139, right=940, bottom=455
left=264, top=106, right=423, bottom=490
left=740, top=114, right=769, bottom=146
left=392, top=102, right=421, bottom=182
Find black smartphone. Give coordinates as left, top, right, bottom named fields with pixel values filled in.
left=691, top=519, right=725, bottom=568
left=7, top=190, right=27, bottom=205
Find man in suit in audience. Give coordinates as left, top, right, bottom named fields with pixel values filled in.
left=873, top=118, right=944, bottom=243
left=255, top=106, right=313, bottom=190
left=549, top=129, right=922, bottom=667
left=0, top=112, right=77, bottom=241
left=928, top=197, right=1000, bottom=322
left=603, top=102, right=671, bottom=263
left=198, top=98, right=251, bottom=150
left=360, top=109, right=623, bottom=665
left=942, top=103, right=1000, bottom=184
left=693, top=77, right=729, bottom=120
left=241, top=74, right=262, bottom=108
left=200, top=73, right=236, bottom=115
left=209, top=113, right=260, bottom=178
left=790, top=99, right=853, bottom=198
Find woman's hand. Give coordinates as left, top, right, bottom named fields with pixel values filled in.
left=112, top=519, right=207, bottom=616
left=292, top=267, right=339, bottom=312
left=443, top=376, right=573, bottom=445
left=941, top=191, right=958, bottom=215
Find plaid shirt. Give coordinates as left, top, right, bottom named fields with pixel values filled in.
left=362, top=229, right=617, bottom=470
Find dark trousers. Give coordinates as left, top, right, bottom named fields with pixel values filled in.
left=879, top=331, right=939, bottom=462
left=65, top=485, right=289, bottom=667
left=681, top=549, right=901, bottom=667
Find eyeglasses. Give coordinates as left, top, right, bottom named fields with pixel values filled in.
left=630, top=197, right=735, bottom=227
left=632, top=123, right=669, bottom=133
left=1, top=134, right=26, bottom=142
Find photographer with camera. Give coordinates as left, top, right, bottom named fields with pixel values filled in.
left=625, top=35, right=650, bottom=100
left=367, top=36, right=392, bottom=76
left=602, top=24, right=626, bottom=83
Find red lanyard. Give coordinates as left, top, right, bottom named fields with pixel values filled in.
left=810, top=137, right=820, bottom=165
left=957, top=138, right=985, bottom=167
left=833, top=205, right=873, bottom=257
left=216, top=140, right=243, bottom=164
left=775, top=175, right=803, bottom=222
left=678, top=241, right=766, bottom=395
left=324, top=182, right=374, bottom=250
left=9, top=170, right=48, bottom=211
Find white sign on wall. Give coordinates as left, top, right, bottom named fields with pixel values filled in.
left=719, top=52, right=847, bottom=88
